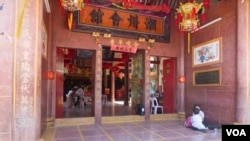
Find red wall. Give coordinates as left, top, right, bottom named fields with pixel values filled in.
left=184, top=0, right=237, bottom=125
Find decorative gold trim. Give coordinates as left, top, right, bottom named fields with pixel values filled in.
left=13, top=0, right=19, bottom=117
left=193, top=67, right=221, bottom=86
left=34, top=0, right=40, bottom=116
left=42, top=21, right=48, bottom=60
left=16, top=0, right=28, bottom=38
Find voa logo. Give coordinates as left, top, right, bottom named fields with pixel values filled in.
left=226, top=129, right=246, bottom=136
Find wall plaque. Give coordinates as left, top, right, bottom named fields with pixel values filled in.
left=193, top=68, right=221, bottom=86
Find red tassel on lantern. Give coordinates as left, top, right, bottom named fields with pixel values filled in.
left=203, top=0, right=210, bottom=9
left=178, top=13, right=182, bottom=23
left=175, top=13, right=178, bottom=26
left=201, top=13, right=205, bottom=23
left=59, top=0, right=65, bottom=17
left=192, top=8, right=196, bottom=19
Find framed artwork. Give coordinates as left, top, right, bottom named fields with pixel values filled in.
left=193, top=68, right=221, bottom=86
left=192, top=37, right=222, bottom=67
left=42, top=22, right=48, bottom=59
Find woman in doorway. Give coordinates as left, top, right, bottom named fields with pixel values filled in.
left=66, top=87, right=76, bottom=108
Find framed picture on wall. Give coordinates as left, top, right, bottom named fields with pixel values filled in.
left=192, top=37, right=222, bottom=67
left=42, top=21, right=48, bottom=59
left=193, top=68, right=221, bottom=86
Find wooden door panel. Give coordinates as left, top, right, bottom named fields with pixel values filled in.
left=162, top=58, right=175, bottom=113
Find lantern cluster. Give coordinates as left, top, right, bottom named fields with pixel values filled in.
left=175, top=0, right=209, bottom=32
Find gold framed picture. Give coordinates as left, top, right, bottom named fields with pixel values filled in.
left=193, top=68, right=221, bottom=86
left=192, top=37, right=222, bottom=67
left=42, top=21, right=48, bottom=59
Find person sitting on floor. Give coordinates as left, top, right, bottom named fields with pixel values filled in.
left=193, top=104, right=207, bottom=126
left=191, top=107, right=208, bottom=133
left=192, top=104, right=221, bottom=130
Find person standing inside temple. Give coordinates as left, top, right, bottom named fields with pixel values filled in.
left=66, top=87, right=76, bottom=108
left=74, top=85, right=84, bottom=107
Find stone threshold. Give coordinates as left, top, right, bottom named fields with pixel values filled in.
left=54, top=113, right=180, bottom=126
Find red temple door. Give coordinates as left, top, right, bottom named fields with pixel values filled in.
left=162, top=58, right=175, bottom=113
left=56, top=48, right=64, bottom=118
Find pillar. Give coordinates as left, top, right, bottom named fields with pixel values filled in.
left=144, top=50, right=151, bottom=121
left=124, top=61, right=129, bottom=106
left=177, top=32, right=185, bottom=119
left=111, top=71, right=115, bottom=103
left=12, top=0, right=43, bottom=140
left=95, top=47, right=103, bottom=125
left=236, top=0, right=250, bottom=124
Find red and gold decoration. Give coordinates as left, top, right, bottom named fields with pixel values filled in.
left=175, top=0, right=209, bottom=53
left=92, top=32, right=101, bottom=46
left=147, top=39, right=155, bottom=51
left=60, top=0, right=84, bottom=30
left=79, top=4, right=166, bottom=35
left=110, top=39, right=138, bottom=53
left=17, top=0, right=28, bottom=38
left=109, top=0, right=170, bottom=14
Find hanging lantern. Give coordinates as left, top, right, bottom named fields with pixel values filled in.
left=178, top=76, right=186, bottom=83
left=61, top=0, right=83, bottom=11
left=175, top=0, right=209, bottom=53
left=175, top=2, right=205, bottom=32
left=60, top=0, right=84, bottom=30
left=47, top=71, right=55, bottom=80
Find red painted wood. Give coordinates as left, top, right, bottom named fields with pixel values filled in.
left=162, top=58, right=175, bottom=113
left=56, top=48, right=64, bottom=118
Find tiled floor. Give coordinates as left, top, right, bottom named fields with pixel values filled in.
left=62, top=100, right=135, bottom=118
left=44, top=120, right=221, bottom=141
left=43, top=100, right=221, bottom=141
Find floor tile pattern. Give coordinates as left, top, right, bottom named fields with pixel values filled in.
left=53, top=120, right=221, bottom=141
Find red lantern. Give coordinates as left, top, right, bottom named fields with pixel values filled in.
left=47, top=71, right=54, bottom=80
left=178, top=76, right=186, bottom=83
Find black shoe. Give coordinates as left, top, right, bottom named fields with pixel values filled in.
left=199, top=129, right=208, bottom=133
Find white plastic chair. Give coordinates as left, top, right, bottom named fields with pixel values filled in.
left=150, top=97, right=163, bottom=114
left=79, top=97, right=85, bottom=108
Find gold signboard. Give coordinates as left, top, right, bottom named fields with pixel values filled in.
left=74, top=4, right=170, bottom=43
